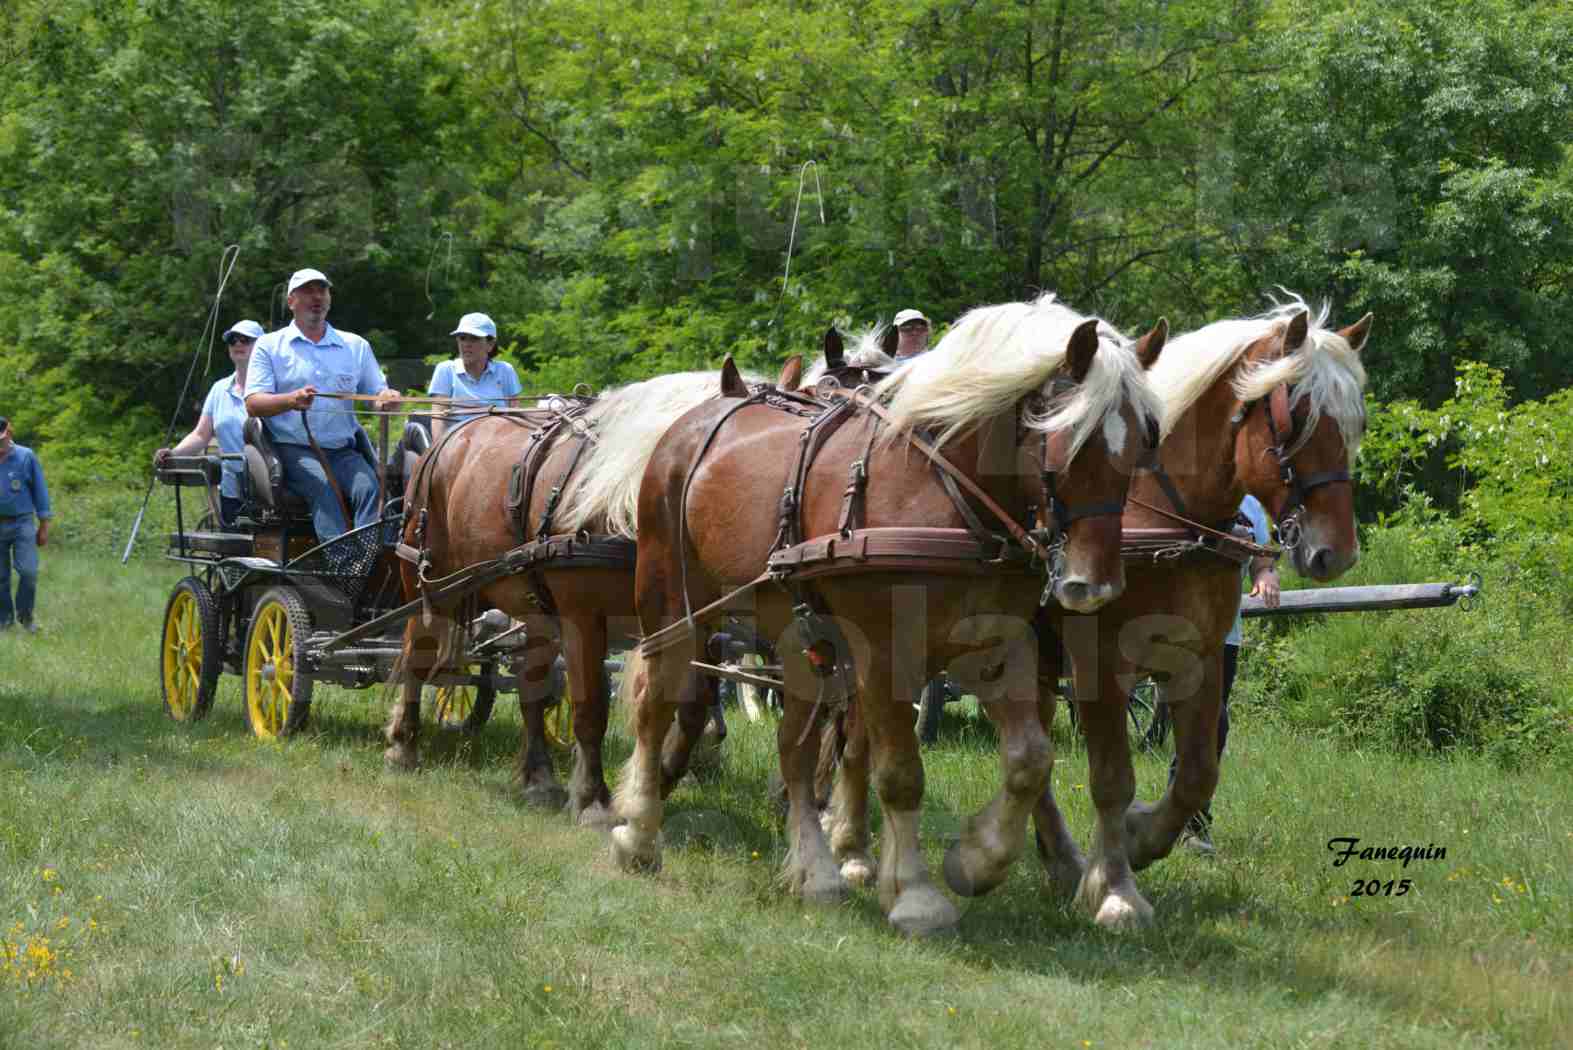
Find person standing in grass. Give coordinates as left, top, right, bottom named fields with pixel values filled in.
left=0, top=415, right=53, bottom=633
left=427, top=312, right=522, bottom=441
left=1175, top=492, right=1279, bottom=855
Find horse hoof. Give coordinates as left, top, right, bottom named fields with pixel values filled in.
left=799, top=868, right=850, bottom=906
left=610, top=825, right=662, bottom=874
left=1094, top=893, right=1153, bottom=930
left=382, top=746, right=418, bottom=772
left=888, top=885, right=960, bottom=937
left=1042, top=857, right=1086, bottom=899
left=942, top=842, right=1008, bottom=898
left=839, top=855, right=874, bottom=888
left=522, top=783, right=568, bottom=811
left=574, top=800, right=617, bottom=829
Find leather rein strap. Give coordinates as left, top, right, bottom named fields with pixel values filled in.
left=300, top=409, right=354, bottom=531
left=828, top=387, right=1048, bottom=562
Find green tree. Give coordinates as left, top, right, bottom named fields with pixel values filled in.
left=1219, top=0, right=1573, bottom=404
left=0, top=0, right=451, bottom=475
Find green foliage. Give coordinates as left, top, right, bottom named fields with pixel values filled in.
left=1224, top=0, right=1573, bottom=404
left=0, top=0, right=453, bottom=480
left=1359, top=360, right=1573, bottom=584
left=1237, top=523, right=1572, bottom=769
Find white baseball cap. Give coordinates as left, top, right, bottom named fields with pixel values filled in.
left=223, top=319, right=265, bottom=342
left=893, top=308, right=929, bottom=327
left=286, top=268, right=332, bottom=296
left=450, top=312, right=497, bottom=339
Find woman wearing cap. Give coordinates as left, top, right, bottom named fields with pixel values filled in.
left=427, top=312, right=524, bottom=440
left=155, top=319, right=264, bottom=525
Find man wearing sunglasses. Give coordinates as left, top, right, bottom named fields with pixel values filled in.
left=0, top=414, right=52, bottom=633
left=156, top=319, right=264, bottom=526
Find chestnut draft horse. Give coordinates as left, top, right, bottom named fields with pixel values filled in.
left=1037, top=299, right=1370, bottom=926
left=817, top=300, right=1371, bottom=930
left=613, top=295, right=1166, bottom=936
left=384, top=369, right=774, bottom=824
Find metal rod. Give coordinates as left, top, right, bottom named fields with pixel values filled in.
left=1241, top=581, right=1480, bottom=618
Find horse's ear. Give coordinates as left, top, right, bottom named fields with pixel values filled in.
left=777, top=354, right=803, bottom=392
left=1134, top=317, right=1167, bottom=370
left=1283, top=310, right=1310, bottom=354
left=719, top=355, right=749, bottom=398
left=1067, top=317, right=1100, bottom=383
left=824, top=327, right=845, bottom=370
left=1340, top=312, right=1373, bottom=354
left=880, top=324, right=899, bottom=357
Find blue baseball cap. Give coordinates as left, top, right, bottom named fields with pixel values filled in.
left=223, top=319, right=265, bottom=342
left=451, top=312, right=497, bottom=339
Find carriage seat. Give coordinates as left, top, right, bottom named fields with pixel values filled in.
left=385, top=419, right=431, bottom=506
left=242, top=417, right=312, bottom=518
left=402, top=419, right=430, bottom=477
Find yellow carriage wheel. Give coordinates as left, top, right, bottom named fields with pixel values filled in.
left=430, top=663, right=498, bottom=734
left=159, top=577, right=222, bottom=722
left=242, top=586, right=314, bottom=740
left=543, top=688, right=574, bottom=751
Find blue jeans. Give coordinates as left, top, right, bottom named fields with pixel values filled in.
left=1166, top=642, right=1238, bottom=829
left=273, top=443, right=381, bottom=542
left=0, top=515, right=40, bottom=626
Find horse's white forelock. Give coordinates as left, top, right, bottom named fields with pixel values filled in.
left=557, top=369, right=761, bottom=538
left=802, top=324, right=896, bottom=384
left=872, top=293, right=1163, bottom=462
left=1152, top=292, right=1368, bottom=456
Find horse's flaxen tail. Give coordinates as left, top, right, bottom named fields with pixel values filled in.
left=617, top=646, right=647, bottom=736
left=813, top=709, right=846, bottom=811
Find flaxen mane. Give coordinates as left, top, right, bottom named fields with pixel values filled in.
left=1151, top=295, right=1367, bottom=456
left=556, top=369, right=763, bottom=538
left=874, top=293, right=1163, bottom=460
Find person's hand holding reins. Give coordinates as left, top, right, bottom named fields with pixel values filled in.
left=288, top=385, right=318, bottom=411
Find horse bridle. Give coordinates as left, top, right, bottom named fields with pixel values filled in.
left=1030, top=379, right=1161, bottom=596
left=1033, top=382, right=1161, bottom=540
left=1239, top=382, right=1352, bottom=549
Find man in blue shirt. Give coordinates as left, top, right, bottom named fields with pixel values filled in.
left=244, top=269, right=401, bottom=541
left=156, top=319, right=263, bottom=525
left=0, top=415, right=53, bottom=632
left=427, top=312, right=523, bottom=440
left=1174, top=493, right=1280, bottom=854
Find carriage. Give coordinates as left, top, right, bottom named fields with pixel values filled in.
left=152, top=414, right=569, bottom=741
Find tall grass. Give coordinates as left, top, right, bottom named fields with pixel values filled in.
left=1, top=552, right=1569, bottom=1048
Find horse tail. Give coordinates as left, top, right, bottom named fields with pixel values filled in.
left=813, top=708, right=845, bottom=810
left=617, top=646, right=647, bottom=735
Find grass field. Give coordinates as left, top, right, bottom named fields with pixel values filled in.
left=2, top=551, right=1570, bottom=1048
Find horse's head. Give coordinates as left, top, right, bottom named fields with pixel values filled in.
left=1231, top=305, right=1371, bottom=581
left=876, top=294, right=1164, bottom=614
left=1029, top=316, right=1166, bottom=611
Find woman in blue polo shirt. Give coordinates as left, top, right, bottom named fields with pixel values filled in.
left=155, top=319, right=264, bottom=525
left=427, top=313, right=523, bottom=440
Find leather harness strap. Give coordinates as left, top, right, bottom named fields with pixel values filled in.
left=829, top=387, right=1048, bottom=562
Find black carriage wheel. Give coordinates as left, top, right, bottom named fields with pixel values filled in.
left=431, top=662, right=498, bottom=734
left=915, top=677, right=950, bottom=744
left=242, top=586, right=315, bottom=740
left=160, top=576, right=223, bottom=723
